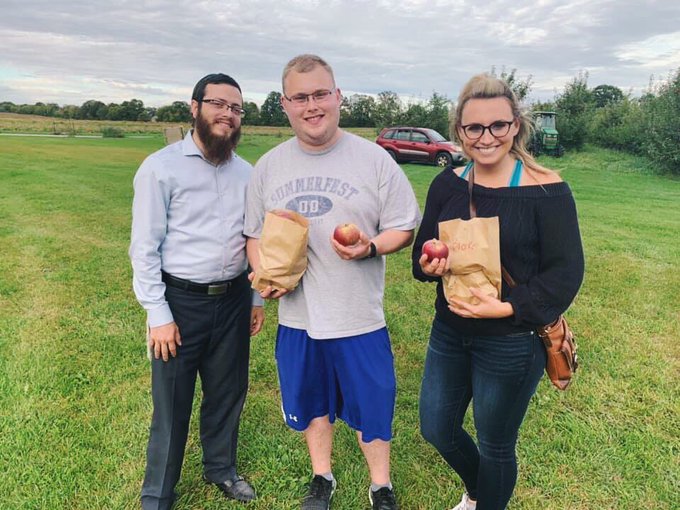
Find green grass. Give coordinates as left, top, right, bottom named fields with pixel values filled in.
left=0, top=136, right=678, bottom=509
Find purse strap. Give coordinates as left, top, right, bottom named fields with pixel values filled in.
left=466, top=165, right=517, bottom=288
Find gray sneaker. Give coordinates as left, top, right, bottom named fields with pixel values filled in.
left=301, top=475, right=337, bottom=510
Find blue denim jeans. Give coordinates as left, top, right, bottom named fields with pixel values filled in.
left=419, top=318, right=546, bottom=510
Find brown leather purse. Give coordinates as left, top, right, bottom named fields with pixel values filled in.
left=466, top=167, right=579, bottom=390
left=502, top=269, right=578, bottom=390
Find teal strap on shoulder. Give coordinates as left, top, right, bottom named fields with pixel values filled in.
left=460, top=162, right=473, bottom=180
left=508, top=160, right=523, bottom=187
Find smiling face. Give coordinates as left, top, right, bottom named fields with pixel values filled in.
left=191, top=83, right=242, bottom=139
left=458, top=97, right=520, bottom=170
left=281, top=65, right=343, bottom=152
left=191, top=83, right=242, bottom=164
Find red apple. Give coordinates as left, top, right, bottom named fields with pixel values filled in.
left=333, top=223, right=361, bottom=246
left=271, top=209, right=296, bottom=221
left=422, top=239, right=449, bottom=262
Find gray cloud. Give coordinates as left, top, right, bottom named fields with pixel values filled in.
left=2, top=0, right=679, bottom=106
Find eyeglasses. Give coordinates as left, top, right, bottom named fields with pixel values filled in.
left=283, top=89, right=336, bottom=106
left=459, top=120, right=515, bottom=140
left=201, top=98, right=246, bottom=117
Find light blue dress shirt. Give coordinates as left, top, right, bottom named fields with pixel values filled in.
left=129, top=131, right=262, bottom=327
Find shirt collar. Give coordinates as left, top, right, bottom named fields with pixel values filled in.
left=181, top=129, right=204, bottom=158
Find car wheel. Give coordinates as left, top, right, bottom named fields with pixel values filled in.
left=556, top=145, right=565, bottom=157
left=386, top=150, right=398, bottom=162
left=435, top=152, right=452, bottom=167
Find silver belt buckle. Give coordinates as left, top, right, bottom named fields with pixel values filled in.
left=207, top=283, right=227, bottom=295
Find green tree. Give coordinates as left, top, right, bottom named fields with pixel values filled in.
left=241, top=101, right=260, bottom=125
left=491, top=66, right=533, bottom=102
left=260, top=91, right=287, bottom=126
left=426, top=92, right=451, bottom=137
left=58, top=105, right=79, bottom=119
left=399, top=103, right=428, bottom=127
left=643, top=68, right=680, bottom=173
left=373, top=91, right=402, bottom=130
left=156, top=101, right=191, bottom=123
left=0, top=101, right=16, bottom=113
left=339, top=96, right=352, bottom=127
left=555, top=72, right=594, bottom=149
left=106, top=103, right=123, bottom=120
left=592, top=84, right=624, bottom=108
left=346, top=94, right=375, bottom=127
left=77, top=100, right=109, bottom=120
left=120, top=99, right=148, bottom=120
left=589, top=96, right=645, bottom=153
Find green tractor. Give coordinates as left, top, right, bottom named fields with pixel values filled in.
left=529, top=111, right=565, bottom=157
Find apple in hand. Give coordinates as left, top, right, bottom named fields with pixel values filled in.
left=422, top=239, right=449, bottom=262
left=333, top=223, right=361, bottom=246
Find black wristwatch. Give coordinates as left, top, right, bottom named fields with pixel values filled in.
left=365, top=241, right=378, bottom=259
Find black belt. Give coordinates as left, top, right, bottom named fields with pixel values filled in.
left=162, top=271, right=238, bottom=296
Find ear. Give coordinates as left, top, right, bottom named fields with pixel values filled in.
left=279, top=95, right=290, bottom=116
left=190, top=100, right=199, bottom=120
left=510, top=117, right=521, bottom=137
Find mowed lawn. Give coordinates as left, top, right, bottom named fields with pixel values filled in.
left=0, top=134, right=678, bottom=510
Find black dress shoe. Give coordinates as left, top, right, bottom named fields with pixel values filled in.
left=205, top=475, right=256, bottom=503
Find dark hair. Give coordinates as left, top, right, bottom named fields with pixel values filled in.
left=191, top=73, right=241, bottom=102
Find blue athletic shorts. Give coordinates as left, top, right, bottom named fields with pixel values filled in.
left=275, top=325, right=396, bottom=442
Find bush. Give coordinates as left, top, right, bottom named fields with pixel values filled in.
left=555, top=72, right=593, bottom=150
left=589, top=98, right=646, bottom=154
left=642, top=69, right=680, bottom=174
left=101, top=126, right=125, bottom=138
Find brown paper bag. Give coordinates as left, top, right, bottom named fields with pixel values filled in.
left=252, top=209, right=309, bottom=292
left=439, top=217, right=502, bottom=305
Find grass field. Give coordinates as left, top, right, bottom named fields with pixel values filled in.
left=0, top=132, right=678, bottom=510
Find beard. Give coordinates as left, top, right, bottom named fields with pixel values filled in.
left=194, top=110, right=241, bottom=165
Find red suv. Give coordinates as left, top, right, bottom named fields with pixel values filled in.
left=376, top=127, right=465, bottom=167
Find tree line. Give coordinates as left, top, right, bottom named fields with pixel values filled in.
left=542, top=68, right=680, bottom=173
left=0, top=91, right=453, bottom=133
left=0, top=99, right=200, bottom=123
left=2, top=67, right=678, bottom=173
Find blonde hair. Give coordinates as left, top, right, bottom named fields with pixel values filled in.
left=282, top=54, right=336, bottom=94
left=453, top=73, right=551, bottom=175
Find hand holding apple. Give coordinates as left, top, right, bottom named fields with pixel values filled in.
left=333, top=223, right=361, bottom=246
left=419, top=238, right=449, bottom=277
left=422, top=239, right=449, bottom=262
left=331, top=223, right=371, bottom=260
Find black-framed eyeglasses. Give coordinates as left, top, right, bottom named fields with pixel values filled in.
left=201, top=98, right=246, bottom=117
left=459, top=120, right=515, bottom=140
left=283, top=89, right=336, bottom=106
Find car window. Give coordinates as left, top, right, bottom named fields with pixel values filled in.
left=411, top=131, right=429, bottom=143
left=424, top=129, right=447, bottom=142
left=395, top=130, right=410, bottom=141
left=382, top=130, right=396, bottom=139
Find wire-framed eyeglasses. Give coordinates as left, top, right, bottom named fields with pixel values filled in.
left=201, top=99, right=246, bottom=117
left=283, top=89, right=336, bottom=106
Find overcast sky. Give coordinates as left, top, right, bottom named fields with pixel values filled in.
left=2, top=0, right=679, bottom=108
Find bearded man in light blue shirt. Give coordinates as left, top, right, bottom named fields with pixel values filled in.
left=129, top=73, right=263, bottom=510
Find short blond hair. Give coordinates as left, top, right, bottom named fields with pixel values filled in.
left=282, top=54, right=336, bottom=93
left=454, top=73, right=550, bottom=174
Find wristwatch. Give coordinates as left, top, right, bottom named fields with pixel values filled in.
left=365, top=241, right=377, bottom=259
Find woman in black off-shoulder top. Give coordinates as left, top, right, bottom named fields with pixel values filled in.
left=412, top=74, right=584, bottom=510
